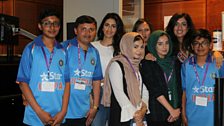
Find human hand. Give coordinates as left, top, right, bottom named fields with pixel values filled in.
left=36, top=109, right=54, bottom=125
left=145, top=53, right=156, bottom=61
left=134, top=102, right=147, bottom=123
left=213, top=51, right=223, bottom=68
left=85, top=108, right=98, bottom=126
left=22, top=94, right=29, bottom=106
left=134, top=110, right=144, bottom=123
left=51, top=111, right=66, bottom=126
left=167, top=108, right=180, bottom=122
left=181, top=113, right=188, bottom=126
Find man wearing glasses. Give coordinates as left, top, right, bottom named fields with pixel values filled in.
left=16, top=9, right=70, bottom=126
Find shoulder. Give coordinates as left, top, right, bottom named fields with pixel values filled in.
left=61, top=37, right=78, bottom=49
left=91, top=40, right=100, bottom=47
left=89, top=44, right=100, bottom=55
left=109, top=61, right=123, bottom=76
left=141, top=59, right=158, bottom=68
left=182, top=55, right=192, bottom=66
left=22, top=41, right=36, bottom=53
left=110, top=61, right=121, bottom=69
left=61, top=40, right=71, bottom=49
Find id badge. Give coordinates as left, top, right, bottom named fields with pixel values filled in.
left=41, top=82, right=55, bottom=92
left=132, top=121, right=147, bottom=126
left=195, top=96, right=208, bottom=106
left=131, top=119, right=147, bottom=126
left=74, top=82, right=86, bottom=90
left=168, top=91, right=172, bottom=101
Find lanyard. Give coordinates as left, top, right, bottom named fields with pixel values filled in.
left=192, top=58, right=209, bottom=86
left=122, top=54, right=140, bottom=81
left=164, top=68, right=173, bottom=85
left=41, top=46, right=54, bottom=78
left=78, top=44, right=86, bottom=77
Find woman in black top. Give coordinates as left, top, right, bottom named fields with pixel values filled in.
left=141, top=30, right=182, bottom=126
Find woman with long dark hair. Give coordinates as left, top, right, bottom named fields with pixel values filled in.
left=91, top=12, right=125, bottom=126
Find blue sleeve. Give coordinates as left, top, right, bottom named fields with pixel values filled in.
left=181, top=63, right=186, bottom=90
left=92, top=50, right=103, bottom=81
left=61, top=40, right=69, bottom=49
left=16, top=43, right=33, bottom=84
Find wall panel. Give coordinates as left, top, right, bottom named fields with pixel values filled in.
left=0, top=0, right=63, bottom=55
left=207, top=0, right=224, bottom=32
left=144, top=0, right=206, bottom=30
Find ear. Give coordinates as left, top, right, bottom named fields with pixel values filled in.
left=38, top=23, right=42, bottom=31
left=191, top=44, right=194, bottom=50
left=209, top=42, right=213, bottom=50
left=74, top=28, right=77, bottom=35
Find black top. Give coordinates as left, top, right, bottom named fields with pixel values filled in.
left=140, top=59, right=182, bottom=122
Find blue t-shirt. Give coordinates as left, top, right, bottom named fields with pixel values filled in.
left=62, top=37, right=103, bottom=119
left=181, top=54, right=219, bottom=126
left=16, top=35, right=69, bottom=126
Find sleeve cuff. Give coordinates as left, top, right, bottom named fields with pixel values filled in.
left=120, top=104, right=136, bottom=122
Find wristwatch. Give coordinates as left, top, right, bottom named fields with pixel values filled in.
left=93, top=105, right=99, bottom=110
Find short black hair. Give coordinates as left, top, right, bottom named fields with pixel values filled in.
left=191, top=29, right=212, bottom=44
left=38, top=8, right=60, bottom=23
left=74, top=15, right=97, bottom=29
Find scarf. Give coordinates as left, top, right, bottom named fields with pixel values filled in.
left=147, top=30, right=179, bottom=108
left=102, top=32, right=145, bottom=107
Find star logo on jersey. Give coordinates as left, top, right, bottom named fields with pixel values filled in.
left=59, top=59, right=64, bottom=66
left=192, top=86, right=199, bottom=93
left=74, top=69, right=80, bottom=76
left=90, top=57, right=95, bottom=66
left=40, top=72, right=49, bottom=81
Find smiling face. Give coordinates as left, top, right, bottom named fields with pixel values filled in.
left=156, top=35, right=169, bottom=58
left=75, top=23, right=96, bottom=45
left=136, top=22, right=151, bottom=43
left=38, top=16, right=60, bottom=39
left=191, top=37, right=212, bottom=57
left=132, top=38, right=145, bottom=60
left=103, top=18, right=117, bottom=39
left=173, top=17, right=188, bottom=40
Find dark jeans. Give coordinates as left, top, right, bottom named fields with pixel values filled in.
left=61, top=118, right=87, bottom=126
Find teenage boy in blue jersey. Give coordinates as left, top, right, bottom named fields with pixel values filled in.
left=16, top=9, right=70, bottom=126
left=181, top=29, right=221, bottom=126
left=61, top=15, right=103, bottom=126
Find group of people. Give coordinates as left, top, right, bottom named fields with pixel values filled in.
left=16, top=8, right=224, bottom=126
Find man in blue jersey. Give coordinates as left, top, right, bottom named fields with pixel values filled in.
left=61, top=15, right=103, bottom=126
left=181, top=29, right=221, bottom=126
left=16, top=9, right=70, bottom=126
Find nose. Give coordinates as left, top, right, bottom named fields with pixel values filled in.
left=177, top=24, right=182, bottom=30
left=105, top=25, right=113, bottom=31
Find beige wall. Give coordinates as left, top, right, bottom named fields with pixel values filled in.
left=63, top=0, right=121, bottom=40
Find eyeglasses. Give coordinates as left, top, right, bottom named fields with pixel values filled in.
left=41, top=21, right=60, bottom=27
left=192, top=41, right=210, bottom=48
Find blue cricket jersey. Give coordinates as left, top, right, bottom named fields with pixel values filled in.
left=181, top=54, right=219, bottom=126
left=16, top=35, right=69, bottom=126
left=62, top=37, right=103, bottom=119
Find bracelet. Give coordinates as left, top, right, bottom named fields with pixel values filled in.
left=93, top=105, right=99, bottom=110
